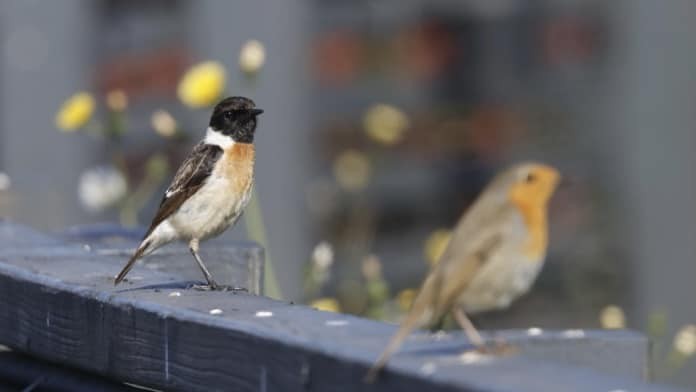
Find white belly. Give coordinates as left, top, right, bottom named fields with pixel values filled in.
left=168, top=172, right=253, bottom=242
left=458, top=246, right=545, bottom=314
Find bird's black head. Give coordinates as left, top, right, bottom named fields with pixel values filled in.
left=209, top=96, right=263, bottom=143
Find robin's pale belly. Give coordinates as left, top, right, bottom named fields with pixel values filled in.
left=458, top=252, right=544, bottom=314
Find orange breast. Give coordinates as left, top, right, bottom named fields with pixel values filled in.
left=223, top=143, right=255, bottom=196
left=514, top=203, right=548, bottom=260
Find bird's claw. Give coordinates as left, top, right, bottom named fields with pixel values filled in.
left=189, top=282, right=248, bottom=292
left=191, top=283, right=217, bottom=291
left=472, top=340, right=517, bottom=356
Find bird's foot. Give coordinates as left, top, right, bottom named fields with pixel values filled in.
left=189, top=282, right=248, bottom=292
left=471, top=340, right=517, bottom=356
left=215, top=285, right=248, bottom=293
left=191, top=283, right=217, bottom=291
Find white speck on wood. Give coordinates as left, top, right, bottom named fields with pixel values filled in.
left=210, top=308, right=223, bottom=315
left=562, top=329, right=585, bottom=339
left=325, top=320, right=348, bottom=327
left=168, top=291, right=181, bottom=297
left=527, top=327, right=543, bottom=336
left=255, top=311, right=273, bottom=318
left=433, top=331, right=449, bottom=341
left=460, top=351, right=492, bottom=365
left=420, top=362, right=436, bottom=375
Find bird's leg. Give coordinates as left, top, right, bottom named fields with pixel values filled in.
left=189, top=239, right=219, bottom=290
left=453, top=307, right=516, bottom=355
left=452, top=307, right=485, bottom=348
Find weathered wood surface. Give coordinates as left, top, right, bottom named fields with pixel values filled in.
left=0, top=349, right=139, bottom=391
left=60, top=222, right=265, bottom=295
left=0, top=221, right=682, bottom=391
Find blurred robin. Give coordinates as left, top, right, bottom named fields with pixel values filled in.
left=366, top=162, right=560, bottom=382
left=114, top=96, right=263, bottom=290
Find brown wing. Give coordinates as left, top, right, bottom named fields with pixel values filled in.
left=431, top=231, right=503, bottom=312
left=143, top=142, right=223, bottom=239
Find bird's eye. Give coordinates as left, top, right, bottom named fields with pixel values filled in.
left=224, top=111, right=235, bottom=120
left=525, top=173, right=537, bottom=183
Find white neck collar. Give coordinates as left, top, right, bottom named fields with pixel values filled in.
left=203, top=127, right=235, bottom=149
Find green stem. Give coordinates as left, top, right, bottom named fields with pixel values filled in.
left=244, top=190, right=282, bottom=299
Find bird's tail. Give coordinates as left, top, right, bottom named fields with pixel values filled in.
left=114, top=240, right=152, bottom=285
left=364, top=275, right=439, bottom=383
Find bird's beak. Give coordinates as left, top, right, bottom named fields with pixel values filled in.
left=557, top=175, right=574, bottom=190
left=249, top=108, right=264, bottom=116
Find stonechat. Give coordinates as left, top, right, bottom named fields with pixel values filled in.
left=114, top=96, right=263, bottom=290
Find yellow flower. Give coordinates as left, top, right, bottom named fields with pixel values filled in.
left=151, top=109, right=178, bottom=138
left=363, top=104, right=409, bottom=146
left=239, top=39, right=266, bottom=74
left=674, top=324, right=696, bottom=357
left=599, top=305, right=626, bottom=329
left=333, top=149, right=371, bottom=192
left=177, top=61, right=226, bottom=108
left=397, top=289, right=416, bottom=311
left=424, top=229, right=452, bottom=266
left=55, top=92, right=95, bottom=131
left=310, top=297, right=341, bottom=313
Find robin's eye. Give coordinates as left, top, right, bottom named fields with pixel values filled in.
left=525, top=173, right=536, bottom=183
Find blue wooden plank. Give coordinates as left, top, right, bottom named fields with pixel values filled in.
left=0, top=221, right=683, bottom=392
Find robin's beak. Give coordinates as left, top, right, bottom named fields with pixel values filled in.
left=249, top=108, right=264, bottom=116
left=557, top=175, right=574, bottom=191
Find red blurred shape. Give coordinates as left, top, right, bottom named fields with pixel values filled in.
left=95, top=47, right=191, bottom=99
left=543, top=16, right=598, bottom=66
left=313, top=30, right=363, bottom=86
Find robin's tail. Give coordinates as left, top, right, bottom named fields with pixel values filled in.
left=364, top=275, right=439, bottom=383
left=114, top=240, right=152, bottom=285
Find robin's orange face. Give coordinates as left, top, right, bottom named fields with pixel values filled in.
left=508, top=164, right=561, bottom=209
left=507, top=164, right=560, bottom=259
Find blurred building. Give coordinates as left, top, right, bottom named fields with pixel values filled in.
left=1, top=0, right=695, bottom=387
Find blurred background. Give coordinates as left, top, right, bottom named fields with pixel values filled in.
left=0, top=0, right=695, bottom=387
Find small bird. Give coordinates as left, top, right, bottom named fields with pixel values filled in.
left=366, top=162, right=560, bottom=381
left=114, top=96, right=263, bottom=289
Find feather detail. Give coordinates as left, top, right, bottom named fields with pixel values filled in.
left=144, top=143, right=223, bottom=239
left=365, top=274, right=439, bottom=382
left=114, top=239, right=151, bottom=285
